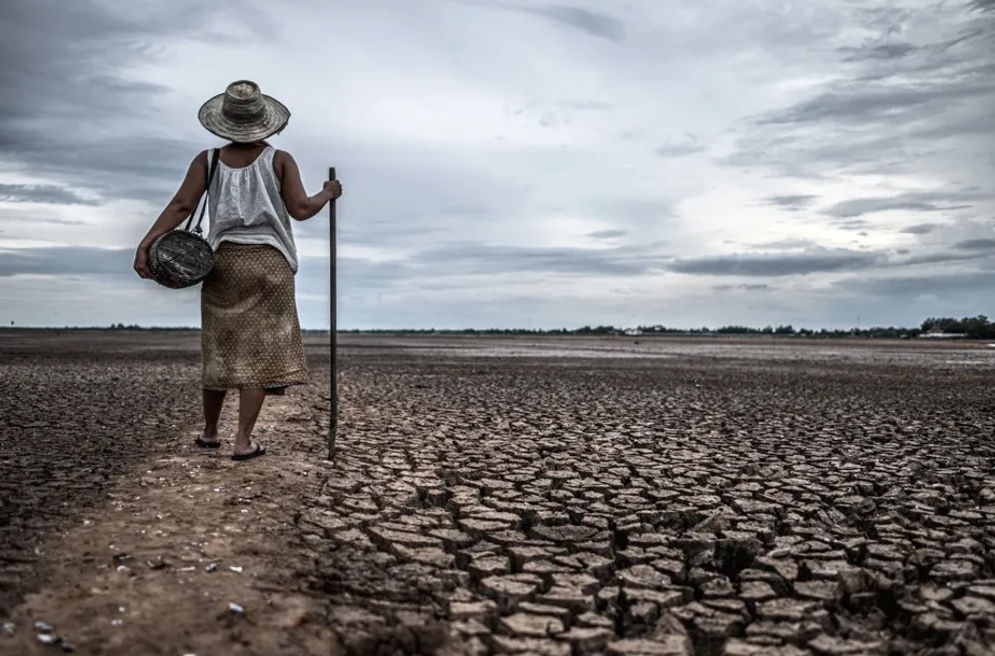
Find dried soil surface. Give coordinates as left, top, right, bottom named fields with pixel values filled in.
left=2, top=332, right=995, bottom=655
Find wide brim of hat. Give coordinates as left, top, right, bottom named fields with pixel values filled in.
left=198, top=93, right=290, bottom=143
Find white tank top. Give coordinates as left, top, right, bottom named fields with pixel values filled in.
left=205, top=146, right=299, bottom=273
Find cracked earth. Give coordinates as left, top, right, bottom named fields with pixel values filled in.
left=2, top=333, right=995, bottom=655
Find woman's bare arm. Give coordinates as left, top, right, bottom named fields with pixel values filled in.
left=140, top=152, right=209, bottom=246
left=133, top=151, right=208, bottom=278
left=275, top=150, right=342, bottom=220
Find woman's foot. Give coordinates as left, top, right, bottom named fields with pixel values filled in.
left=195, top=432, right=221, bottom=448
left=232, top=441, right=266, bottom=461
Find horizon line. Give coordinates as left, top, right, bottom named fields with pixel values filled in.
left=0, top=324, right=960, bottom=333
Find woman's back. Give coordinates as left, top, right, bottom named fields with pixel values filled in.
left=218, top=143, right=268, bottom=168
left=206, top=143, right=299, bottom=273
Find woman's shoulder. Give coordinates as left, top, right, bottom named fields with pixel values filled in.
left=187, top=149, right=210, bottom=176
left=270, top=148, right=297, bottom=177
left=271, top=148, right=295, bottom=163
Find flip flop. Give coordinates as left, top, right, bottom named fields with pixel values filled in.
left=195, top=436, right=221, bottom=449
left=232, top=444, right=266, bottom=461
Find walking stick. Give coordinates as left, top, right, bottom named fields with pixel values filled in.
left=328, top=166, right=338, bottom=461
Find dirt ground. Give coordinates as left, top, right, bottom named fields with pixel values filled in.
left=1, top=332, right=994, bottom=655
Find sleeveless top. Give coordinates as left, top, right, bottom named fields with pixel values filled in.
left=205, top=145, right=299, bottom=273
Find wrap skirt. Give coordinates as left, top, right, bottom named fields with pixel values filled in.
left=200, top=242, right=308, bottom=393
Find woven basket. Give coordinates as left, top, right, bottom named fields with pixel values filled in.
left=147, top=148, right=220, bottom=289
left=148, top=230, right=214, bottom=288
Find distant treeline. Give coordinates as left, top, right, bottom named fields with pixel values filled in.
left=329, top=326, right=921, bottom=337
left=3, top=315, right=994, bottom=338
left=918, top=316, right=995, bottom=338
left=329, top=315, right=995, bottom=338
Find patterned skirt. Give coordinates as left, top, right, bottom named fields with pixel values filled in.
left=201, top=242, right=308, bottom=393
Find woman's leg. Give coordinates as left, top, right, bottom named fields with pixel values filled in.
left=234, top=388, right=267, bottom=455
left=202, top=389, right=227, bottom=442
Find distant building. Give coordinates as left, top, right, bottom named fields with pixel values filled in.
left=919, top=325, right=965, bottom=339
left=624, top=328, right=643, bottom=336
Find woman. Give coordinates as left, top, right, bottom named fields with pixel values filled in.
left=134, top=80, right=342, bottom=461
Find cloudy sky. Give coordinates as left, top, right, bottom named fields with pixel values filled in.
left=1, top=0, right=993, bottom=330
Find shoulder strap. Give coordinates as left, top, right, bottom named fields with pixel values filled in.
left=184, top=148, right=221, bottom=234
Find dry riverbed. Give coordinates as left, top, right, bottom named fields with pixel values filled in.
left=1, top=332, right=994, bottom=655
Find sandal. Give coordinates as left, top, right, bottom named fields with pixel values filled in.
left=195, top=436, right=221, bottom=449
left=232, top=444, right=266, bottom=461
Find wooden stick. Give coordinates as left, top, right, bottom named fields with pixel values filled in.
left=328, top=166, right=337, bottom=461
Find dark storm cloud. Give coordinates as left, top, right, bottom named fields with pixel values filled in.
left=297, top=241, right=667, bottom=299
left=10, top=241, right=981, bottom=303
left=0, top=247, right=133, bottom=277
left=668, top=249, right=882, bottom=276
left=749, top=238, right=819, bottom=250
left=758, top=80, right=995, bottom=127
left=725, top=2, right=995, bottom=180
left=0, top=3, right=176, bottom=120
left=713, top=283, right=770, bottom=291
left=0, top=1, right=265, bottom=202
left=668, top=244, right=993, bottom=280
left=955, top=238, right=995, bottom=250
left=761, top=195, right=818, bottom=211
left=504, top=3, right=626, bottom=41
left=836, top=271, right=995, bottom=297
left=0, top=247, right=417, bottom=301
left=409, top=241, right=661, bottom=275
left=823, top=192, right=978, bottom=218
left=0, top=133, right=205, bottom=203
left=0, top=247, right=421, bottom=295
left=833, top=219, right=872, bottom=231
left=587, top=229, right=626, bottom=239
left=839, top=42, right=918, bottom=62
left=724, top=132, right=916, bottom=179
left=0, top=184, right=99, bottom=205
left=35, top=218, right=87, bottom=226
left=896, top=250, right=993, bottom=266
left=900, top=223, right=940, bottom=234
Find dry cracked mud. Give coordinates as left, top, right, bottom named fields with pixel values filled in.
left=2, top=333, right=995, bottom=655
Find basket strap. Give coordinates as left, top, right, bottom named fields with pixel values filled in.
left=184, top=148, right=221, bottom=234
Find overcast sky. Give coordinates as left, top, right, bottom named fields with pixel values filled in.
left=1, top=0, right=993, bottom=329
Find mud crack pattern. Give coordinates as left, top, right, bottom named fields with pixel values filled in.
left=298, top=352, right=995, bottom=656
left=0, top=346, right=201, bottom=615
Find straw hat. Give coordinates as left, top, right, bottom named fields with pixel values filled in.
left=198, top=80, right=290, bottom=143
